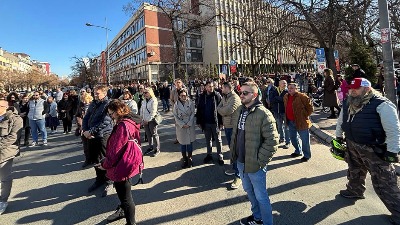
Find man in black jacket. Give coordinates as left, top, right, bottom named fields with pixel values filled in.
left=196, top=81, right=224, bottom=165
left=82, top=85, right=113, bottom=197
left=159, top=82, right=171, bottom=112
left=351, top=64, right=366, bottom=79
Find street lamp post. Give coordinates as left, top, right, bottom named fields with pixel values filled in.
left=86, top=19, right=111, bottom=85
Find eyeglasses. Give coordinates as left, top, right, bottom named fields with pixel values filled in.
left=239, top=91, right=253, bottom=96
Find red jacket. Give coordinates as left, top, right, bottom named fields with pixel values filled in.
left=102, top=118, right=141, bottom=182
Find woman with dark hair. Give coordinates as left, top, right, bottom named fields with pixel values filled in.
left=6, top=92, right=20, bottom=113
left=120, top=90, right=138, bottom=114
left=58, top=93, right=73, bottom=134
left=95, top=99, right=141, bottom=225
left=173, top=88, right=196, bottom=168
left=322, top=68, right=341, bottom=119
left=19, top=94, right=30, bottom=146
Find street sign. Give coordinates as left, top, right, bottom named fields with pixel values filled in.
left=381, top=28, right=390, bottom=44
left=230, top=60, right=236, bottom=66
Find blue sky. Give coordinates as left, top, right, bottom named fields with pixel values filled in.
left=0, top=0, right=138, bottom=78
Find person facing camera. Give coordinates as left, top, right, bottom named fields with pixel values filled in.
left=173, top=88, right=196, bottom=168
left=140, top=88, right=160, bottom=157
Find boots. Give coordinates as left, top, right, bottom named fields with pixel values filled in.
left=187, top=152, right=193, bottom=168
left=181, top=152, right=188, bottom=168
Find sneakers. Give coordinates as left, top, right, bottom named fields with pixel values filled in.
left=43, top=140, right=48, bottom=146
left=0, top=202, right=8, bottom=214
left=339, top=189, right=365, bottom=199
left=50, top=130, right=55, bottom=134
left=102, top=182, right=113, bottom=197
left=225, top=169, right=236, bottom=176
left=106, top=205, right=125, bottom=223
left=203, top=154, right=213, bottom=164
left=218, top=154, right=224, bottom=166
left=29, top=141, right=38, bottom=147
left=282, top=143, right=290, bottom=149
left=88, top=181, right=104, bottom=193
left=290, top=153, right=302, bottom=158
left=231, top=177, right=242, bottom=189
left=144, top=147, right=154, bottom=155
left=240, top=215, right=263, bottom=225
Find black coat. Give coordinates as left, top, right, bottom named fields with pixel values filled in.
left=195, top=91, right=223, bottom=130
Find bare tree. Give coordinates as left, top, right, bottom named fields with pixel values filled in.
left=125, top=0, right=220, bottom=80
left=69, top=56, right=100, bottom=87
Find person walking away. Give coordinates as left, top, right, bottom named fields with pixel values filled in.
left=230, top=82, right=279, bottom=225
left=76, top=93, right=93, bottom=168
left=284, top=83, right=314, bottom=162
left=217, top=82, right=241, bottom=189
left=27, top=91, right=49, bottom=147
left=0, top=98, right=23, bottom=214
left=173, top=88, right=196, bottom=168
left=159, top=82, right=171, bottom=112
left=19, top=94, right=30, bottom=146
left=322, top=68, right=341, bottom=119
left=58, top=93, right=73, bottom=134
left=335, top=78, right=400, bottom=225
left=270, top=80, right=290, bottom=149
left=140, top=88, right=160, bottom=157
left=97, top=100, right=141, bottom=225
left=47, top=97, right=59, bottom=134
left=196, top=81, right=224, bottom=165
left=82, top=85, right=113, bottom=197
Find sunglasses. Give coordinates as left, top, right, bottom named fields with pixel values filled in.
left=143, top=92, right=149, bottom=94
left=239, top=91, right=253, bottom=96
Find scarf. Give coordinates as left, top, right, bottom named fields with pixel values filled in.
left=347, top=90, right=375, bottom=122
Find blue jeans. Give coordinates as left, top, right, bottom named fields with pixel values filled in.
left=29, top=119, right=47, bottom=142
left=161, top=99, right=169, bottom=111
left=273, top=112, right=290, bottom=144
left=225, top=128, right=239, bottom=177
left=237, top=162, right=273, bottom=225
left=287, top=120, right=311, bottom=159
left=180, top=143, right=193, bottom=154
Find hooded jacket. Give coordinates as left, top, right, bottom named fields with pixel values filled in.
left=217, top=91, right=241, bottom=129
left=230, top=100, right=279, bottom=173
left=0, top=108, right=23, bottom=163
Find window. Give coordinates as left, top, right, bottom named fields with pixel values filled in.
left=186, top=34, right=202, bottom=48
left=186, top=49, right=203, bottom=62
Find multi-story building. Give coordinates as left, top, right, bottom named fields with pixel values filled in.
left=108, top=2, right=203, bottom=84
left=32, top=60, right=51, bottom=75
left=14, top=53, right=33, bottom=73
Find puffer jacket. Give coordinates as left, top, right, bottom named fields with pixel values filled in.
left=82, top=97, right=112, bottom=138
left=0, top=108, right=23, bottom=163
left=140, top=97, right=158, bottom=122
left=217, top=91, right=241, bottom=129
left=283, top=92, right=313, bottom=130
left=230, top=101, right=279, bottom=173
left=102, top=117, right=141, bottom=182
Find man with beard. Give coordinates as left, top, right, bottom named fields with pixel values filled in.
left=336, top=78, right=400, bottom=225
left=82, top=85, right=113, bottom=197
left=230, top=82, right=278, bottom=225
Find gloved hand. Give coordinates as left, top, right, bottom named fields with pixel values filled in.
left=383, top=151, right=399, bottom=163
left=336, top=137, right=344, bottom=144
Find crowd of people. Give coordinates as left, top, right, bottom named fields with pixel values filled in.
left=0, top=65, right=399, bottom=224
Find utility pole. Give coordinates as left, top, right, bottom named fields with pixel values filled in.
left=378, top=0, right=397, bottom=107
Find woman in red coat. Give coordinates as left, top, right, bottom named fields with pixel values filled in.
left=96, top=99, right=141, bottom=225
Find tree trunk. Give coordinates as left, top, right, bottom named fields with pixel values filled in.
left=325, top=47, right=338, bottom=78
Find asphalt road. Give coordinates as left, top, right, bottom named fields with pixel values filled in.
left=0, top=111, right=397, bottom=225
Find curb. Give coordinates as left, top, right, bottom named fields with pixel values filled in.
left=309, top=115, right=335, bottom=144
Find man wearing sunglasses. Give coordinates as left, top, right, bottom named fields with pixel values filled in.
left=230, top=82, right=279, bottom=225
left=27, top=91, right=49, bottom=147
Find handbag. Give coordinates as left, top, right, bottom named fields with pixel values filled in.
left=146, top=104, right=163, bottom=125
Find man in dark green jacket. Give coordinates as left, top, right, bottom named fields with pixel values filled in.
left=0, top=98, right=22, bottom=214
left=230, top=82, right=279, bottom=225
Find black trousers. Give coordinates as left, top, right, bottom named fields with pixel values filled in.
left=115, top=180, right=136, bottom=225
left=62, top=118, right=72, bottom=132
left=88, top=135, right=110, bottom=183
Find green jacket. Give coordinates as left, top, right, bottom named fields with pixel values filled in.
left=230, top=101, right=279, bottom=173
left=0, top=109, right=23, bottom=163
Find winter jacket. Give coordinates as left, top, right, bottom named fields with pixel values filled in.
left=283, top=92, right=313, bottom=130
left=230, top=101, right=279, bottom=173
left=217, top=91, right=241, bottom=129
left=322, top=75, right=340, bottom=107
left=82, top=97, right=113, bottom=138
left=122, top=99, right=138, bottom=114
left=102, top=117, right=141, bottom=181
left=27, top=98, right=48, bottom=120
left=270, top=87, right=289, bottom=114
left=159, top=86, right=170, bottom=100
left=140, top=97, right=158, bottom=122
left=0, top=109, right=23, bottom=163
left=173, top=99, right=196, bottom=145
left=58, top=99, right=73, bottom=120
left=196, top=91, right=223, bottom=130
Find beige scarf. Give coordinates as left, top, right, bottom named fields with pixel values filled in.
left=347, top=90, right=375, bottom=120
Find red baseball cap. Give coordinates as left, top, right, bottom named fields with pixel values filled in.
left=349, top=78, right=371, bottom=89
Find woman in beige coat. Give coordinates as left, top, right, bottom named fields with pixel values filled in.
left=173, top=88, right=196, bottom=168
